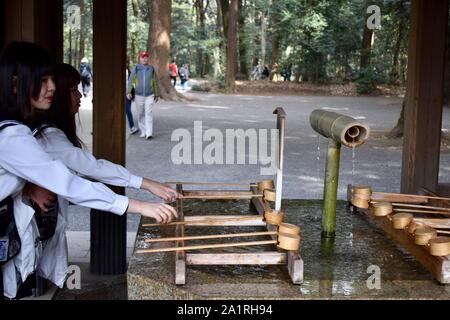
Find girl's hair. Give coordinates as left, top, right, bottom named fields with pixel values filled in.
left=0, top=41, right=54, bottom=125
left=49, top=63, right=83, bottom=148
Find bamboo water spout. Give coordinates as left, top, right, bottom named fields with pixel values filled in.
left=310, top=109, right=370, bottom=238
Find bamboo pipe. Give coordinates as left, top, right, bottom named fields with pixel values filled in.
left=144, top=231, right=278, bottom=243
left=142, top=216, right=263, bottom=228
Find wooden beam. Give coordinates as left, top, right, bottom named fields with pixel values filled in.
left=175, top=184, right=186, bottom=285
left=401, top=0, right=449, bottom=194
left=92, top=0, right=126, bottom=164
left=186, top=252, right=286, bottom=265
left=359, top=208, right=450, bottom=284
left=1, top=0, right=63, bottom=61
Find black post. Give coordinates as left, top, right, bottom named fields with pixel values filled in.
left=90, top=207, right=127, bottom=274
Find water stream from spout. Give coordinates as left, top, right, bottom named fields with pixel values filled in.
left=352, top=138, right=356, bottom=178
left=317, top=135, right=322, bottom=199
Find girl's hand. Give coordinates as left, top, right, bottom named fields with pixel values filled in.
left=141, top=179, right=183, bottom=202
left=23, top=182, right=56, bottom=212
left=128, top=199, right=178, bottom=224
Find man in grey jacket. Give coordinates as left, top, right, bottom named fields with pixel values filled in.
left=127, top=51, right=159, bottom=140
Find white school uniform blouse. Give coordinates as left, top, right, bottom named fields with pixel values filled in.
left=37, top=127, right=143, bottom=189
left=35, top=127, right=143, bottom=287
left=0, top=124, right=130, bottom=214
left=0, top=124, right=130, bottom=298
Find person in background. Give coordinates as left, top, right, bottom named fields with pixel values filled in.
left=126, top=51, right=159, bottom=140
left=169, top=59, right=178, bottom=87
left=125, top=69, right=138, bottom=135
left=178, top=64, right=189, bottom=90
left=79, top=57, right=92, bottom=97
left=262, top=65, right=270, bottom=80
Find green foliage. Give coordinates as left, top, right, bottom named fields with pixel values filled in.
left=354, top=67, right=385, bottom=94
left=62, top=0, right=411, bottom=88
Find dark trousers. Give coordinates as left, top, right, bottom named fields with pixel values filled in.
left=170, top=76, right=177, bottom=87
left=125, top=98, right=134, bottom=129
left=81, top=77, right=91, bottom=97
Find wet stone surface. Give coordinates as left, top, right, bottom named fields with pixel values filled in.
left=128, top=200, right=450, bottom=299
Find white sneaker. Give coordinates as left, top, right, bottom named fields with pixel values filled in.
left=139, top=133, right=145, bottom=138
left=130, top=127, right=139, bottom=135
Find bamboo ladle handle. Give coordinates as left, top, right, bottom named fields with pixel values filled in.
left=392, top=203, right=450, bottom=212
left=392, top=208, right=450, bottom=216
left=179, top=194, right=263, bottom=200
left=144, top=231, right=278, bottom=243
left=166, top=181, right=258, bottom=187
left=142, top=216, right=263, bottom=228
left=136, top=240, right=278, bottom=254
left=373, top=191, right=450, bottom=202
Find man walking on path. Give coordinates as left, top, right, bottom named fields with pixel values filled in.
left=127, top=51, right=159, bottom=140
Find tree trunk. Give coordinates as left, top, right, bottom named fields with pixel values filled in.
left=195, top=0, right=207, bottom=77
left=79, top=0, right=85, bottom=69
left=270, top=35, right=279, bottom=81
left=149, top=0, right=184, bottom=101
left=260, top=12, right=267, bottom=69
left=360, top=25, right=374, bottom=70
left=219, top=0, right=230, bottom=45
left=69, top=28, right=72, bottom=65
left=388, top=98, right=406, bottom=138
left=130, top=0, right=140, bottom=67
left=237, top=0, right=248, bottom=79
left=445, top=27, right=450, bottom=105
left=390, top=9, right=405, bottom=84
left=74, top=33, right=79, bottom=68
left=225, top=0, right=238, bottom=93
left=270, top=0, right=279, bottom=81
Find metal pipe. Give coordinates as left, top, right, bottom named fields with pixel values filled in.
left=309, top=109, right=370, bottom=238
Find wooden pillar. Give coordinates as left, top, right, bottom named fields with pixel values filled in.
left=0, top=2, right=4, bottom=49
left=90, top=0, right=127, bottom=275
left=401, top=0, right=449, bottom=194
left=0, top=0, right=63, bottom=62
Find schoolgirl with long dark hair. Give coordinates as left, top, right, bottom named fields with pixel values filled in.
left=0, top=41, right=179, bottom=299
left=34, top=63, right=181, bottom=288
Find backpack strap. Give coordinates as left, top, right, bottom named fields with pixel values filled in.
left=32, top=123, right=55, bottom=138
